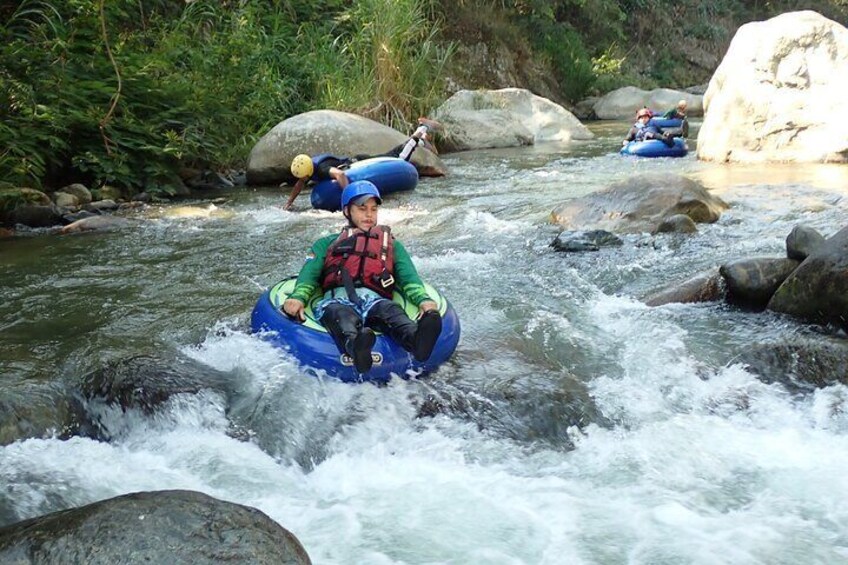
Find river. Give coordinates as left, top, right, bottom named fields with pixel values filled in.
left=2, top=122, right=848, bottom=563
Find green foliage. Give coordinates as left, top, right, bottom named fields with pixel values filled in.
left=4, top=0, right=848, bottom=195
left=317, top=0, right=452, bottom=130
left=531, top=21, right=597, bottom=102
left=0, top=0, right=453, bottom=192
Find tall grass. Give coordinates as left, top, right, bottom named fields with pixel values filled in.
left=318, top=0, right=452, bottom=131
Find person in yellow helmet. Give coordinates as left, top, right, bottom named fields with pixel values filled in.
left=284, top=117, right=441, bottom=210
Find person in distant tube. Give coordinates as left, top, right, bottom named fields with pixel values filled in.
left=663, top=99, right=688, bottom=120
left=623, top=108, right=675, bottom=147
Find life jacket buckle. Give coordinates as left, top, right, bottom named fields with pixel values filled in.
left=378, top=271, right=395, bottom=289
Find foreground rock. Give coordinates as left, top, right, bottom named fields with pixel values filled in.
left=432, top=88, right=594, bottom=152
left=768, top=224, right=848, bottom=330
left=592, top=86, right=704, bottom=120
left=551, top=174, right=728, bottom=234
left=246, top=110, right=445, bottom=185
left=698, top=11, right=848, bottom=163
left=0, top=490, right=311, bottom=564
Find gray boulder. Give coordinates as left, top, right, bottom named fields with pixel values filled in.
left=52, top=191, right=79, bottom=209
left=643, top=268, right=726, bottom=307
left=720, top=257, right=800, bottom=309
left=59, top=183, right=93, bottom=205
left=11, top=204, right=63, bottom=228
left=593, top=86, right=704, bottom=120
left=0, top=490, right=311, bottom=564
left=768, top=225, right=848, bottom=329
left=246, top=110, right=445, bottom=185
left=432, top=88, right=594, bottom=151
left=786, top=224, right=826, bottom=261
left=551, top=174, right=728, bottom=234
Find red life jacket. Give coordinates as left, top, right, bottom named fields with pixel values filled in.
left=321, top=225, right=395, bottom=298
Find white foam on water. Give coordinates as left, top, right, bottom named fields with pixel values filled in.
left=6, top=140, right=848, bottom=564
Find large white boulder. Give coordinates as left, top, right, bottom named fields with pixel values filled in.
left=698, top=11, right=848, bottom=163
left=593, top=86, right=704, bottom=120
left=432, top=88, right=593, bottom=151
left=246, top=110, right=445, bottom=185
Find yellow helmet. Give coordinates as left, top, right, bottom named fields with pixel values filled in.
left=290, top=154, right=314, bottom=179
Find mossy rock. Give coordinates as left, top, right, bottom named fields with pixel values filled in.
left=0, top=188, right=51, bottom=213
left=0, top=188, right=51, bottom=224
left=91, top=185, right=124, bottom=201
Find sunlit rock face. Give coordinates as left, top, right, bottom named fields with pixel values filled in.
left=433, top=88, right=594, bottom=151
left=592, top=86, right=703, bottom=120
left=698, top=11, right=848, bottom=163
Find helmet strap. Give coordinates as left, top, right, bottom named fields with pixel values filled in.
left=343, top=206, right=356, bottom=226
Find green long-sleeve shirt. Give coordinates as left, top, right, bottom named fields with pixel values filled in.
left=288, top=230, right=432, bottom=306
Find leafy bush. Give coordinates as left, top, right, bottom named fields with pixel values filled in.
left=317, top=0, right=451, bottom=130
left=531, top=21, right=597, bottom=102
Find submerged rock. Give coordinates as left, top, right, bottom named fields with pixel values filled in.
left=0, top=382, right=85, bottom=446
left=79, top=355, right=237, bottom=417
left=654, top=214, right=697, bottom=234
left=734, top=338, right=848, bottom=390
left=551, top=229, right=623, bottom=252
left=60, top=215, right=132, bottom=234
left=0, top=490, right=311, bottom=564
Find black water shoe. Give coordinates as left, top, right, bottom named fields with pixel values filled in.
left=350, top=329, right=376, bottom=373
left=413, top=311, right=442, bottom=361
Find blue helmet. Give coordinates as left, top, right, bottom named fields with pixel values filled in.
left=341, top=180, right=382, bottom=208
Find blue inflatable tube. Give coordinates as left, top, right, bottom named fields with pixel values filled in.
left=311, top=157, right=419, bottom=212
left=647, top=117, right=684, bottom=129
left=251, top=278, right=461, bottom=383
left=620, top=138, right=688, bottom=158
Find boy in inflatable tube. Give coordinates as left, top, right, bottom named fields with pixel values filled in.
left=622, top=108, right=675, bottom=147
left=284, top=118, right=442, bottom=210
left=282, top=180, right=442, bottom=374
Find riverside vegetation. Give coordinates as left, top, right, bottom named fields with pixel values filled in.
left=2, top=0, right=847, bottom=197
